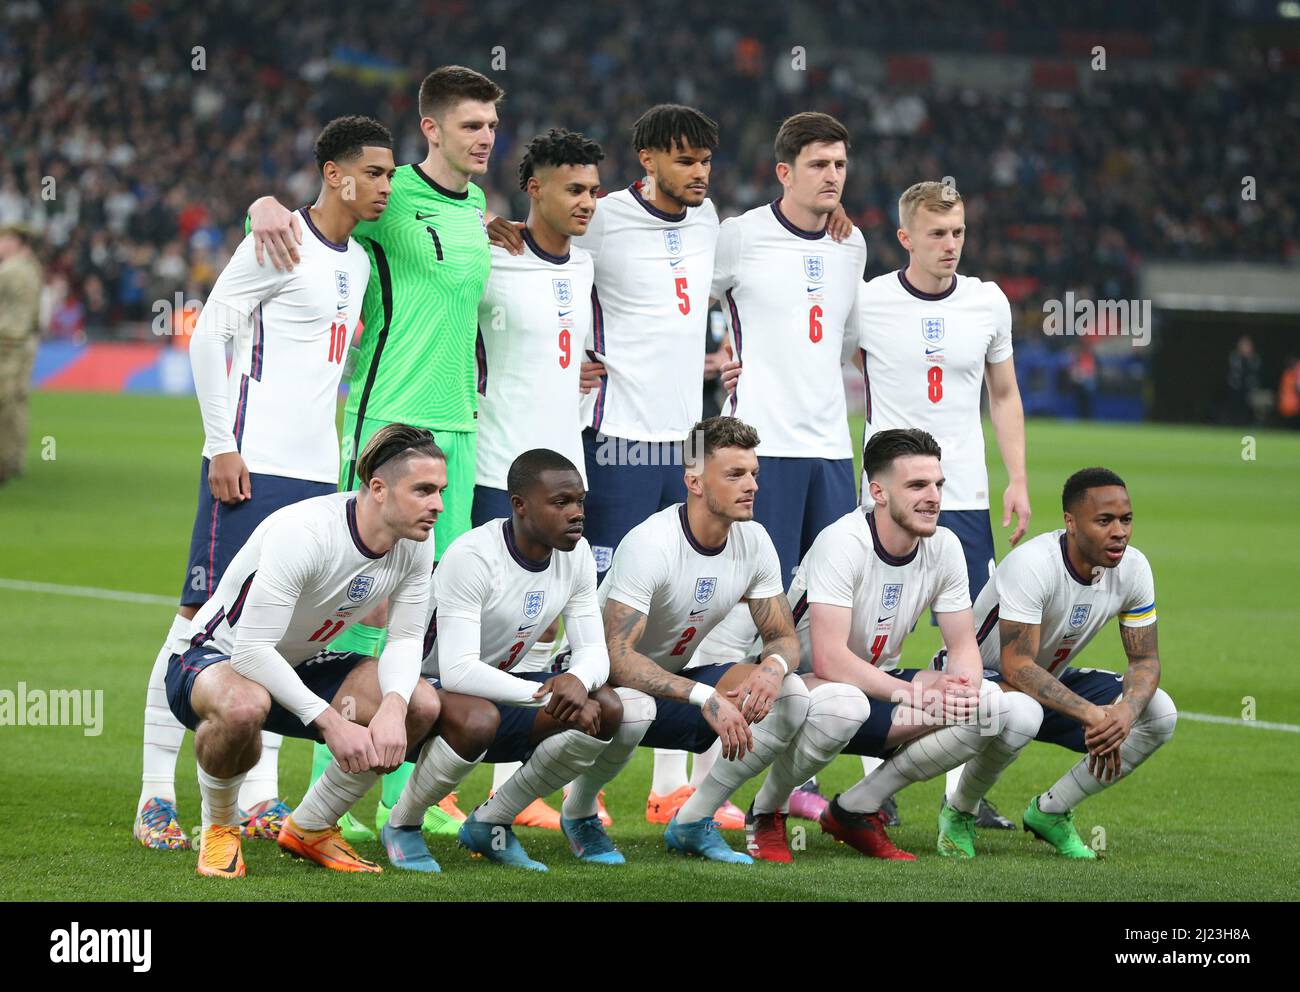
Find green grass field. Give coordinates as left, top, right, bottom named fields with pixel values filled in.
left=2, top=393, right=1298, bottom=901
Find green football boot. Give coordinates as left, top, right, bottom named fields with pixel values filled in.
left=1023, top=796, right=1098, bottom=859
left=374, top=797, right=464, bottom=839
left=937, top=800, right=977, bottom=858
left=338, top=810, right=377, bottom=844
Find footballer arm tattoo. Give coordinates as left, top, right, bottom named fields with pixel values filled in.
left=748, top=594, right=799, bottom=681
left=999, top=619, right=1095, bottom=722
left=1119, top=621, right=1161, bottom=717
left=603, top=599, right=703, bottom=703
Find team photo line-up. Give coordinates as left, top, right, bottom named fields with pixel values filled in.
left=132, top=64, right=1175, bottom=878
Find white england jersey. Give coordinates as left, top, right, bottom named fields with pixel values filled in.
left=423, top=518, right=607, bottom=705
left=850, top=271, right=1013, bottom=509
left=574, top=183, right=719, bottom=442
left=597, top=503, right=784, bottom=673
left=961, top=530, right=1157, bottom=676
left=790, top=509, right=970, bottom=674
left=711, top=200, right=867, bottom=459
left=191, top=209, right=371, bottom=483
left=475, top=233, right=593, bottom=489
left=180, top=492, right=435, bottom=724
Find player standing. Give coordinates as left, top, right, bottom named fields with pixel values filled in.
left=559, top=417, right=811, bottom=864
left=712, top=111, right=866, bottom=581
left=250, top=66, right=504, bottom=841
left=472, top=127, right=605, bottom=829
left=134, top=117, right=394, bottom=850
left=841, top=180, right=1032, bottom=829
left=934, top=468, right=1176, bottom=858
left=744, top=429, right=1042, bottom=862
left=382, top=450, right=622, bottom=872
left=164, top=426, right=445, bottom=877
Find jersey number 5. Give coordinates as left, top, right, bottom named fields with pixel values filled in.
left=674, top=276, right=690, bottom=315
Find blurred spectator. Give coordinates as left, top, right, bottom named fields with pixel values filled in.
left=1225, top=334, right=1262, bottom=425
left=1069, top=341, right=1098, bottom=420
left=0, top=223, right=44, bottom=483
left=1278, top=356, right=1300, bottom=429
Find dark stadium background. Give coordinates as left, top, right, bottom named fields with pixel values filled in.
left=5, top=0, right=1298, bottom=425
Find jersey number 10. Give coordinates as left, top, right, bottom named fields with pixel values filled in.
left=326, top=322, right=349, bottom=364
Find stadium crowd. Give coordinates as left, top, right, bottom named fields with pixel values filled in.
left=1, top=0, right=1296, bottom=343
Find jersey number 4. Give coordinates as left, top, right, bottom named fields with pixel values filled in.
left=326, top=322, right=349, bottom=364
left=868, top=633, right=888, bottom=665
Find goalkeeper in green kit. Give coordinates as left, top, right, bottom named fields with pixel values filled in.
left=249, top=66, right=504, bottom=841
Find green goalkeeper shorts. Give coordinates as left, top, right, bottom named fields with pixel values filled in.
left=339, top=411, right=476, bottom=560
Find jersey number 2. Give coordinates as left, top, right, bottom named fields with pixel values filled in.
left=670, top=626, right=698, bottom=656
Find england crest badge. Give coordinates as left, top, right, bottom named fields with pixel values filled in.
left=664, top=229, right=683, bottom=255
left=804, top=255, right=825, bottom=282
left=524, top=590, right=545, bottom=620
left=881, top=583, right=902, bottom=611
left=694, top=577, right=717, bottom=605
left=347, top=575, right=374, bottom=602
left=335, top=270, right=350, bottom=301
left=552, top=278, right=573, bottom=305
left=1069, top=604, right=1091, bottom=629
left=922, top=317, right=945, bottom=344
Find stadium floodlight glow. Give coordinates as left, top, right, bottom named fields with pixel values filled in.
left=1280, top=1, right=1300, bottom=19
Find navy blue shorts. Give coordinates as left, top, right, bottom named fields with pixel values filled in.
left=582, top=428, right=686, bottom=573
left=935, top=508, right=997, bottom=602
left=480, top=671, right=558, bottom=763
left=753, top=456, right=856, bottom=584
left=471, top=485, right=514, bottom=528
left=179, top=459, right=334, bottom=607
left=165, top=644, right=366, bottom=740
left=986, top=667, right=1124, bottom=753
left=841, top=668, right=923, bottom=758
left=639, top=663, right=735, bottom=754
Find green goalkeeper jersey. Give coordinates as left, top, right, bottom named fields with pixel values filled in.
left=345, top=163, right=492, bottom=432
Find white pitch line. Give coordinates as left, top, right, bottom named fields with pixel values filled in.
left=0, top=577, right=174, bottom=606
left=4, top=576, right=1300, bottom=733
left=1179, top=712, right=1300, bottom=734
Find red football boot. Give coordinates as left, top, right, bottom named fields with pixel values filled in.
left=819, top=795, right=916, bottom=861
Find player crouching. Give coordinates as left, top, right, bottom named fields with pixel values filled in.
left=381, top=450, right=624, bottom=873
left=933, top=467, right=1177, bottom=858
left=165, top=426, right=449, bottom=877
left=742, top=429, right=1042, bottom=862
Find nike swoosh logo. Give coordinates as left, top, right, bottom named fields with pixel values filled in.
left=415, top=211, right=437, bottom=220
left=223, top=851, right=240, bottom=872
left=877, top=616, right=893, bottom=623
left=925, top=347, right=943, bottom=355
left=807, top=286, right=820, bottom=293
left=689, top=609, right=708, bottom=618
left=558, top=310, right=573, bottom=317
left=517, top=623, right=538, bottom=632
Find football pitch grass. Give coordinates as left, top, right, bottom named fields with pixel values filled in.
left=2, top=392, right=1298, bottom=901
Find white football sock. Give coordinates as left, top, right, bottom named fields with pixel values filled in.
left=950, top=692, right=1043, bottom=814
left=689, top=738, right=720, bottom=788
left=1038, top=688, right=1177, bottom=813
left=753, top=682, right=869, bottom=815
left=840, top=681, right=1011, bottom=815
left=197, top=765, right=245, bottom=831
left=491, top=761, right=522, bottom=793
left=945, top=765, right=964, bottom=799
left=390, top=736, right=483, bottom=828
left=139, top=614, right=190, bottom=812
left=651, top=748, right=689, bottom=795
left=860, top=755, right=883, bottom=776
left=563, top=688, right=655, bottom=819
left=478, top=730, right=607, bottom=825
left=293, top=760, right=378, bottom=831
left=237, top=731, right=283, bottom=809
left=678, top=675, right=810, bottom=824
